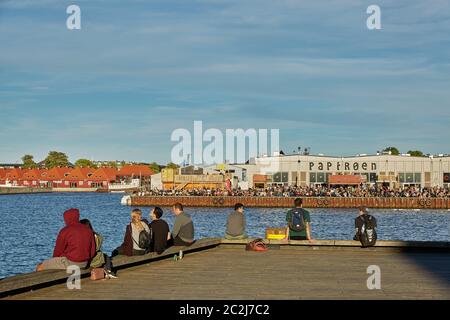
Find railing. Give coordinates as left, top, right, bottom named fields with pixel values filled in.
left=130, top=196, right=450, bottom=209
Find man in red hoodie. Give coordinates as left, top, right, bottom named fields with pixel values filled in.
left=36, top=208, right=96, bottom=271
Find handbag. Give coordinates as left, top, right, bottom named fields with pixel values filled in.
left=90, top=268, right=105, bottom=281
left=245, top=238, right=268, bottom=252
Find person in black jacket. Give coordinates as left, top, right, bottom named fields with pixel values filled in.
left=354, top=206, right=378, bottom=247
left=149, top=207, right=170, bottom=254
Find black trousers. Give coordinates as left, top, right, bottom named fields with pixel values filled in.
left=290, top=236, right=307, bottom=240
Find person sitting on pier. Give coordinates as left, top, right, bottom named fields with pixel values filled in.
left=285, top=198, right=312, bottom=241
left=112, top=208, right=151, bottom=257
left=80, top=219, right=117, bottom=279
left=225, top=203, right=248, bottom=240
left=169, top=202, right=195, bottom=246
left=149, top=207, right=170, bottom=254
left=353, top=206, right=377, bottom=247
left=36, top=208, right=96, bottom=271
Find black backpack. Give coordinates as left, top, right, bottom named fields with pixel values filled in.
left=132, top=224, right=152, bottom=250
left=358, top=214, right=377, bottom=247
left=289, top=208, right=306, bottom=232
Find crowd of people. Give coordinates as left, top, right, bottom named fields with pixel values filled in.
left=36, top=203, right=195, bottom=278
left=136, top=185, right=450, bottom=198
left=35, top=198, right=379, bottom=279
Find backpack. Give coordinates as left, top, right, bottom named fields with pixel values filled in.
left=132, top=223, right=152, bottom=250
left=289, top=208, right=306, bottom=232
left=358, top=214, right=377, bottom=247
left=245, top=238, right=268, bottom=252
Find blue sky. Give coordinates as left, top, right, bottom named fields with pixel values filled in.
left=0, top=0, right=449, bottom=164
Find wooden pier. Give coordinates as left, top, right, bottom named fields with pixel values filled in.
left=130, top=196, right=450, bottom=209
left=1, top=239, right=449, bottom=300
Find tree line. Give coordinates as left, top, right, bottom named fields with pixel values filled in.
left=20, top=151, right=179, bottom=172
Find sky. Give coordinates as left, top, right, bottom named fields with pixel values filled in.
left=0, top=0, right=449, bottom=164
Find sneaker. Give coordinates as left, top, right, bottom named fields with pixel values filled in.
left=105, top=270, right=118, bottom=279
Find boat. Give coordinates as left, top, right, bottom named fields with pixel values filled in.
left=120, top=195, right=131, bottom=205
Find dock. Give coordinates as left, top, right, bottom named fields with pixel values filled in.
left=129, top=195, right=450, bottom=209
left=1, top=239, right=449, bottom=300
left=0, top=187, right=52, bottom=195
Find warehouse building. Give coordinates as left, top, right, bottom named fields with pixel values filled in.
left=240, top=153, right=450, bottom=189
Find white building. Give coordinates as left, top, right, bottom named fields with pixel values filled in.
left=237, top=154, right=450, bottom=189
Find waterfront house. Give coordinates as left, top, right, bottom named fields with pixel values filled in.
left=63, top=167, right=96, bottom=189
left=41, top=167, right=71, bottom=188
left=4, top=168, right=24, bottom=186
left=90, top=167, right=118, bottom=189
left=116, top=165, right=154, bottom=189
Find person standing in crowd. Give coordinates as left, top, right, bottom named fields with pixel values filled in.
left=36, top=208, right=96, bottom=271
left=170, top=203, right=194, bottom=246
left=112, top=208, right=151, bottom=257
left=149, top=207, right=170, bottom=254
left=225, top=203, right=248, bottom=240
left=285, top=198, right=312, bottom=241
left=80, top=219, right=117, bottom=279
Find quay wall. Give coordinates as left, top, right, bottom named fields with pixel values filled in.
left=0, top=187, right=52, bottom=195
left=130, top=196, right=450, bottom=209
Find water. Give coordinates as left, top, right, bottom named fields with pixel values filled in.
left=0, top=193, right=449, bottom=279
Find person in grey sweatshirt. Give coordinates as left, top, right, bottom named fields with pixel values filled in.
left=170, top=202, right=194, bottom=246
left=225, top=203, right=247, bottom=240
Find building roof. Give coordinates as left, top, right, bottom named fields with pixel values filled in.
left=63, top=167, right=90, bottom=181
left=5, top=168, right=24, bottom=180
left=90, top=167, right=118, bottom=181
left=0, top=168, right=6, bottom=180
left=22, top=169, right=42, bottom=180
left=118, top=165, right=154, bottom=177
left=43, top=167, right=72, bottom=181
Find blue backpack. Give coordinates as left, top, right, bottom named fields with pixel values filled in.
left=289, top=208, right=306, bottom=232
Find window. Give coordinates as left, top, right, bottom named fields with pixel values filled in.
left=310, top=172, right=316, bottom=183
left=369, top=173, right=377, bottom=183
left=405, top=173, right=414, bottom=183
left=414, top=173, right=421, bottom=183
left=362, top=173, right=369, bottom=182
left=444, top=173, right=450, bottom=183
left=273, top=172, right=281, bottom=182
left=317, top=172, right=325, bottom=183
left=273, top=172, right=288, bottom=183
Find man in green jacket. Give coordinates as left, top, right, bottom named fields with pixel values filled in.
left=285, top=198, right=312, bottom=241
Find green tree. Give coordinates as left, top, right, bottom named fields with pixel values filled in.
left=74, top=159, right=97, bottom=168
left=382, top=147, right=400, bottom=155
left=44, top=151, right=70, bottom=168
left=166, top=162, right=180, bottom=169
left=407, top=150, right=425, bottom=157
left=22, top=154, right=37, bottom=169
left=148, top=162, right=161, bottom=173
left=106, top=161, right=118, bottom=168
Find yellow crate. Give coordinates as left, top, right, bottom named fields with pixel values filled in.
left=265, top=228, right=287, bottom=240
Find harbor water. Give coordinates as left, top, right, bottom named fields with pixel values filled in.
left=0, top=193, right=449, bottom=279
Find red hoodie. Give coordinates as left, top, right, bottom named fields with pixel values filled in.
left=53, top=208, right=96, bottom=263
